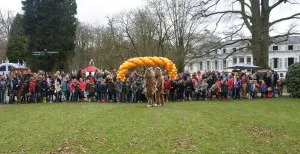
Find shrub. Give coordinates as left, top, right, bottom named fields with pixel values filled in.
left=286, top=62, right=300, bottom=98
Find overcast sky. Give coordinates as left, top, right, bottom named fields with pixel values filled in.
left=0, top=0, right=143, bottom=24
left=0, top=0, right=299, bottom=34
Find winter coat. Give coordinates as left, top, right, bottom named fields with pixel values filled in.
left=199, top=82, right=208, bottom=91
left=221, top=83, right=228, bottom=92
left=79, top=82, right=86, bottom=91
left=7, top=80, right=15, bottom=92
left=164, top=80, right=171, bottom=90
left=106, top=79, right=115, bottom=93
left=85, top=82, right=93, bottom=93
left=122, top=83, right=129, bottom=93
left=0, top=80, right=7, bottom=92
left=185, top=81, right=194, bottom=92
left=234, top=80, right=241, bottom=89
left=260, top=84, right=267, bottom=93
left=29, top=80, right=36, bottom=92
left=115, top=82, right=122, bottom=93
left=35, top=81, right=41, bottom=93
left=61, top=81, right=67, bottom=92
left=131, top=82, right=138, bottom=93
left=41, top=80, right=48, bottom=91
left=14, top=80, right=22, bottom=91
left=228, top=78, right=234, bottom=90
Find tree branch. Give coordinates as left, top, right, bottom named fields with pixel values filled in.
left=270, top=13, right=300, bottom=27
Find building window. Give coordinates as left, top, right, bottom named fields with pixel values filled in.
left=207, top=61, right=210, bottom=70
left=189, top=62, right=193, bottom=70
left=233, top=57, right=237, bottom=64
left=223, top=49, right=226, bottom=53
left=199, top=61, right=203, bottom=71
left=288, top=45, right=294, bottom=50
left=239, top=57, right=245, bottom=63
left=223, top=60, right=226, bottom=68
left=280, top=73, right=284, bottom=78
left=247, top=57, right=251, bottom=64
left=233, top=48, right=237, bottom=52
left=273, top=58, right=278, bottom=69
left=273, top=46, right=278, bottom=51
left=288, top=58, right=294, bottom=66
left=215, top=61, right=218, bottom=70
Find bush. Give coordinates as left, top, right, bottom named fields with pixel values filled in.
left=286, top=62, right=300, bottom=98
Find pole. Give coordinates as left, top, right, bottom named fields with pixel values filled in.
left=44, top=49, right=47, bottom=76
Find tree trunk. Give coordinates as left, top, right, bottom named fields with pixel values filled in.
left=250, top=0, right=270, bottom=69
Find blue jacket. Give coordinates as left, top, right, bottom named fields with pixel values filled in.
left=260, top=85, right=267, bottom=93
left=96, top=81, right=106, bottom=93
left=115, top=82, right=122, bottom=93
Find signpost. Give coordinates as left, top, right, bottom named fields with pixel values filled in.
left=32, top=49, right=59, bottom=73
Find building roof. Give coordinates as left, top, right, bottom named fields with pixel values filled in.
left=273, top=35, right=300, bottom=45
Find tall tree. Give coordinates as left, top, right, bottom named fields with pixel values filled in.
left=0, top=10, right=15, bottom=61
left=194, top=0, right=300, bottom=68
left=6, top=13, right=28, bottom=63
left=22, top=0, right=77, bottom=72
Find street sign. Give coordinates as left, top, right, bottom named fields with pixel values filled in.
left=32, top=49, right=59, bottom=73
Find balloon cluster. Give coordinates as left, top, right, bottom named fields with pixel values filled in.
left=117, top=57, right=178, bottom=81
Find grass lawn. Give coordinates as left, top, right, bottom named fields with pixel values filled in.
left=0, top=98, right=300, bottom=153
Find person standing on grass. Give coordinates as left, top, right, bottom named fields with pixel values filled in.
left=85, top=80, right=93, bottom=102
left=61, top=77, right=67, bottom=102
left=260, top=81, right=267, bottom=98
left=65, top=79, right=70, bottom=102
left=234, top=76, right=241, bottom=100
left=55, top=81, right=62, bottom=102
left=35, top=79, right=42, bottom=103
left=220, top=79, right=228, bottom=102
left=41, top=77, right=48, bottom=103
left=79, top=78, right=86, bottom=102
left=122, top=81, right=129, bottom=102
left=70, top=79, right=76, bottom=102
left=200, top=79, right=208, bottom=101
left=115, top=79, right=122, bottom=102
left=164, top=76, right=171, bottom=102
left=0, top=76, right=7, bottom=104
left=250, top=80, right=257, bottom=100
left=106, top=77, right=116, bottom=103
left=21, top=80, right=29, bottom=104
left=228, top=75, right=234, bottom=100
left=7, top=77, right=15, bottom=104
left=14, top=78, right=22, bottom=104
left=29, top=77, right=36, bottom=103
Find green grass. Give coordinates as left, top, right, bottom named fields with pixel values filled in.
left=0, top=98, right=300, bottom=153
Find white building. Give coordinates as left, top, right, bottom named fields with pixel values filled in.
left=185, top=36, right=300, bottom=78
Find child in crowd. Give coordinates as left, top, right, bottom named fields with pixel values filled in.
left=220, top=79, right=228, bottom=102
left=234, top=76, right=241, bottom=100
left=260, top=81, right=267, bottom=98
left=267, top=87, right=273, bottom=98
left=122, top=81, right=129, bottom=102
left=55, top=81, right=62, bottom=102
left=131, top=81, right=138, bottom=102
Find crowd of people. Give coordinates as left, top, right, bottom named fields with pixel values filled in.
left=0, top=68, right=285, bottom=105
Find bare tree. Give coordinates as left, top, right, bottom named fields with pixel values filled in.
left=73, top=22, right=94, bottom=69
left=0, top=10, right=15, bottom=58
left=193, top=0, right=300, bottom=68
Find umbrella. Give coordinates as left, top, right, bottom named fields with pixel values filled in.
left=225, top=64, right=259, bottom=70
left=83, top=66, right=99, bottom=72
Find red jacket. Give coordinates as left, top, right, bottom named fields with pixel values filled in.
left=70, top=81, right=76, bottom=91
left=164, top=80, right=171, bottom=90
left=228, top=78, right=233, bottom=90
left=29, top=80, right=36, bottom=92
left=79, top=82, right=86, bottom=91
